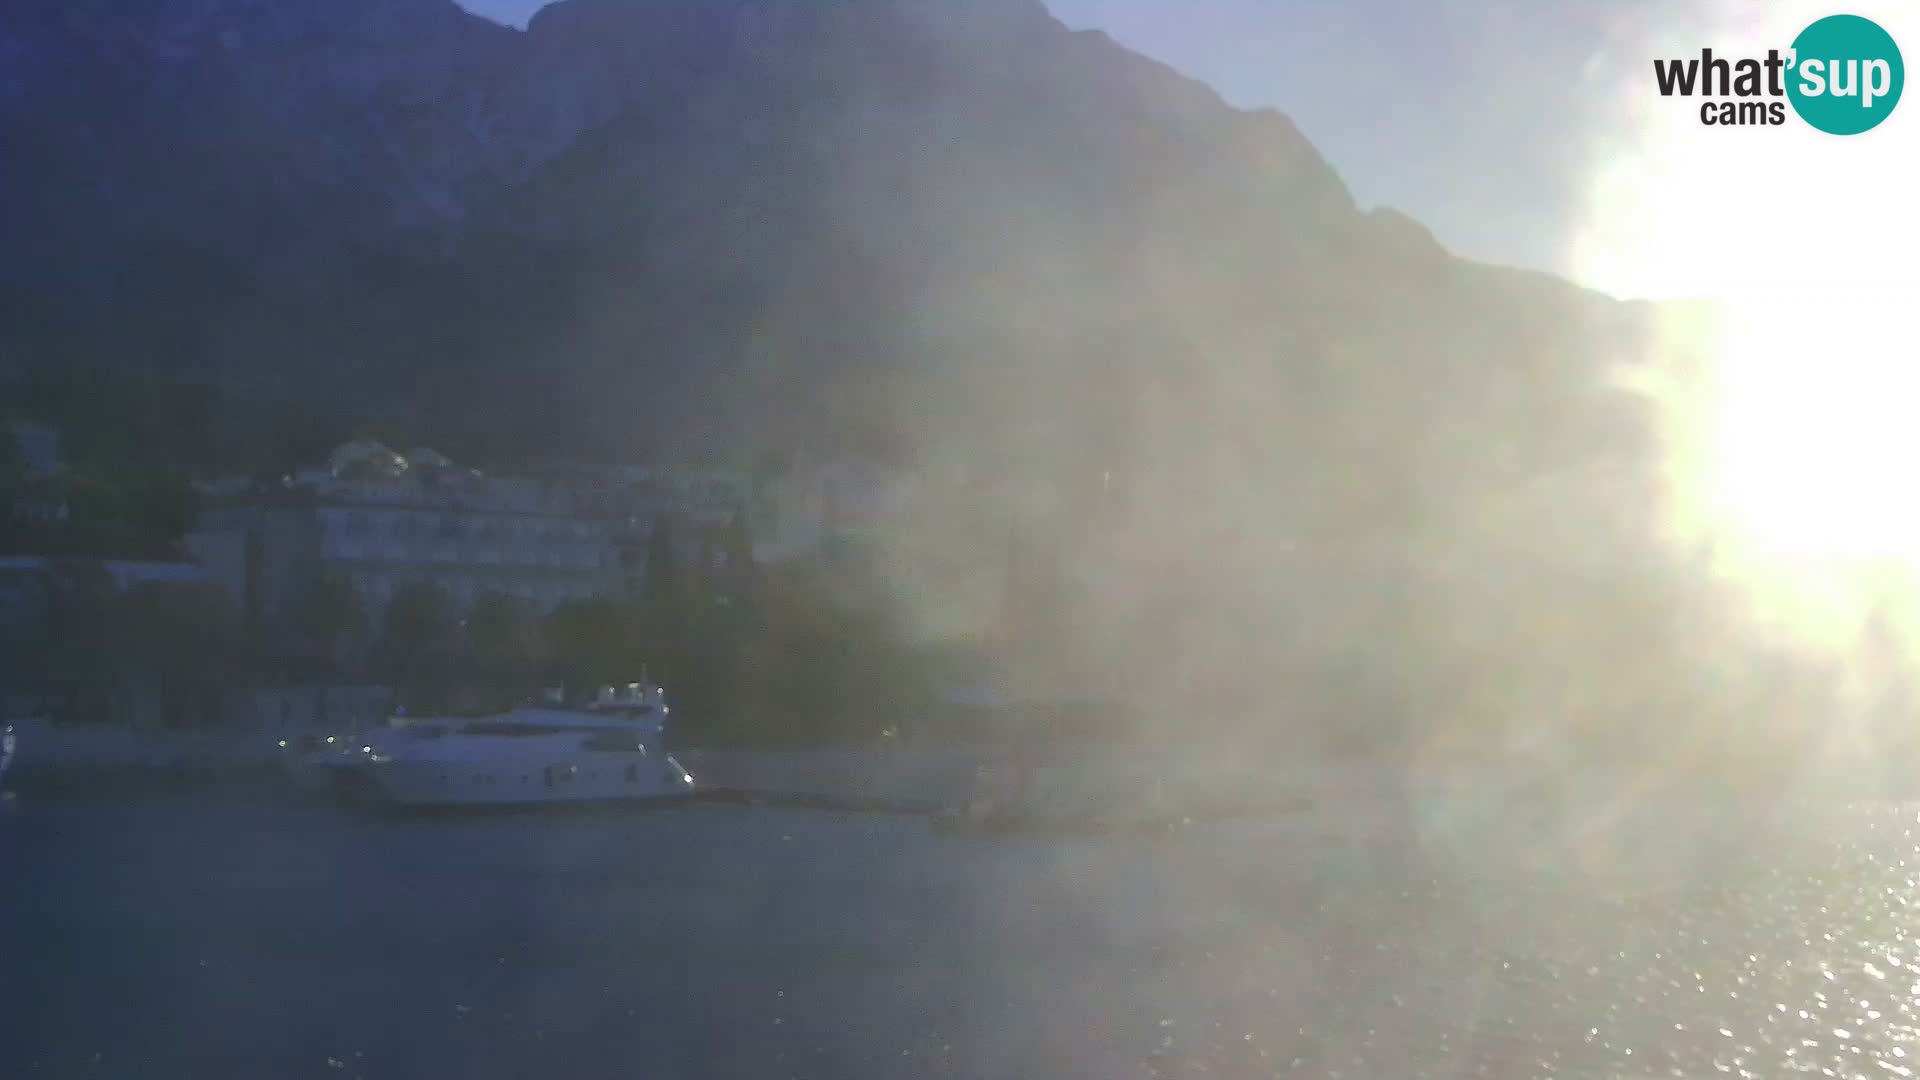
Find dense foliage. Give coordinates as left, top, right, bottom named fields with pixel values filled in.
left=11, top=510, right=944, bottom=745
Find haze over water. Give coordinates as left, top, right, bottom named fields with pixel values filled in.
left=9, top=789, right=1920, bottom=1079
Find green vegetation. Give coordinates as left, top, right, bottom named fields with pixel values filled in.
left=374, top=581, right=459, bottom=711
left=2, top=364, right=344, bottom=474
left=0, top=461, right=198, bottom=558
left=168, top=513, right=942, bottom=745
left=2, top=377, right=204, bottom=559
left=118, top=581, right=247, bottom=730
left=280, top=575, right=367, bottom=682
left=18, top=570, right=244, bottom=728
left=26, top=562, right=124, bottom=725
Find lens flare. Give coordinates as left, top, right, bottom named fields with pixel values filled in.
left=1573, top=1, right=1919, bottom=648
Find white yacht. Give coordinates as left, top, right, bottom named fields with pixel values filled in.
left=339, top=683, right=696, bottom=809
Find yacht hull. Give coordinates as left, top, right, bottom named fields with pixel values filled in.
left=353, top=754, right=696, bottom=809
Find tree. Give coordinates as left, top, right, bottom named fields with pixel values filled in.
left=35, top=562, right=119, bottom=724
left=465, top=590, right=546, bottom=701
left=641, top=514, right=690, bottom=688
left=118, top=582, right=245, bottom=730
left=714, top=512, right=758, bottom=613
left=115, top=465, right=198, bottom=553
left=284, top=575, right=366, bottom=680
left=0, top=435, right=32, bottom=556
left=466, top=589, right=526, bottom=664
left=275, top=575, right=368, bottom=732
left=676, top=512, right=762, bottom=737
left=1, top=458, right=197, bottom=560
left=0, top=417, right=22, bottom=482
left=645, top=514, right=680, bottom=617
left=377, top=581, right=456, bottom=710
left=541, top=599, right=643, bottom=693
left=721, top=559, right=934, bottom=747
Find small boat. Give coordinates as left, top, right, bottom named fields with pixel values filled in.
left=340, top=682, right=695, bottom=809
left=1, top=721, right=16, bottom=787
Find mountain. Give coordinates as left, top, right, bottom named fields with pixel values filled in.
left=2, top=0, right=1750, bottom=741
left=0, top=0, right=1653, bottom=446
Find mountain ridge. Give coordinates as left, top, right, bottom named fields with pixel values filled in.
left=0, top=0, right=1674, bottom=479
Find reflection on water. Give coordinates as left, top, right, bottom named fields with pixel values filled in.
left=5, top=794, right=1920, bottom=1078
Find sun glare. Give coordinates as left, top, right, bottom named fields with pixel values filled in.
left=1573, top=1, right=1918, bottom=641
left=1704, top=290, right=1920, bottom=564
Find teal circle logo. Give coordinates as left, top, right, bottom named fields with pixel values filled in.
left=1787, top=14, right=1904, bottom=134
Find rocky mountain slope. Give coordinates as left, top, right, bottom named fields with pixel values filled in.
left=2, top=0, right=1735, bottom=734
left=0, top=0, right=1655, bottom=447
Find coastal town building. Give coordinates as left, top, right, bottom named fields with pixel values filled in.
left=182, top=442, right=936, bottom=635
left=186, top=441, right=623, bottom=628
